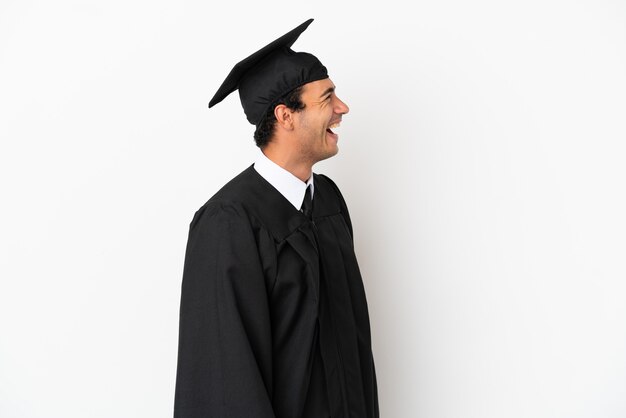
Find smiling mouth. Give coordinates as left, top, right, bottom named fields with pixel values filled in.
left=327, top=121, right=341, bottom=135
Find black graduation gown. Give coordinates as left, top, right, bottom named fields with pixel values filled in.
left=174, top=165, right=379, bottom=418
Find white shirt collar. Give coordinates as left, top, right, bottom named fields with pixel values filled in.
left=253, top=151, right=314, bottom=211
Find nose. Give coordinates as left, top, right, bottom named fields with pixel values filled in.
left=334, top=95, right=350, bottom=115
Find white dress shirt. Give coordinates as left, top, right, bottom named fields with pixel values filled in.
left=253, top=151, right=314, bottom=211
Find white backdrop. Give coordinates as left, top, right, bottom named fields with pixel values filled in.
left=1, top=1, right=625, bottom=417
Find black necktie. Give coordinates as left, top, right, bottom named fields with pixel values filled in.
left=301, top=184, right=313, bottom=220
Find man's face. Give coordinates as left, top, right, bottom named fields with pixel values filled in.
left=292, top=78, right=350, bottom=163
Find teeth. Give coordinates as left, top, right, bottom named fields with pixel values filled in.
left=329, top=122, right=341, bottom=129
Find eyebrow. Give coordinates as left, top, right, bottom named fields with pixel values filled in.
left=319, top=86, right=336, bottom=99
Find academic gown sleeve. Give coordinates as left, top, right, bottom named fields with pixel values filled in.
left=174, top=202, right=275, bottom=418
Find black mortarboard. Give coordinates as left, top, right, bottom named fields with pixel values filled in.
left=208, top=18, right=329, bottom=126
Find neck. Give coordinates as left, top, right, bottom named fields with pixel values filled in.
left=261, top=146, right=313, bottom=183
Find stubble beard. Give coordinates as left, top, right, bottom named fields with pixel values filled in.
left=296, top=115, right=337, bottom=165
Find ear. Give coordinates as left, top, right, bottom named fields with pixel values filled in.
left=274, top=104, right=295, bottom=131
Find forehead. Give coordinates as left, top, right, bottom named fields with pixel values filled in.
left=302, top=78, right=336, bottom=97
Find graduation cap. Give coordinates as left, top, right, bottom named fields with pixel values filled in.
left=208, top=18, right=329, bottom=126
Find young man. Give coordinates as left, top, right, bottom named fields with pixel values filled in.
left=174, top=19, right=379, bottom=418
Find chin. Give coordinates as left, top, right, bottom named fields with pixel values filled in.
left=316, top=148, right=339, bottom=163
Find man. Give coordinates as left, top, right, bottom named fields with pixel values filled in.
left=174, top=19, right=379, bottom=418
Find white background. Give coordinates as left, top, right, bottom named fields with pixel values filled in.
left=1, top=1, right=625, bottom=417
